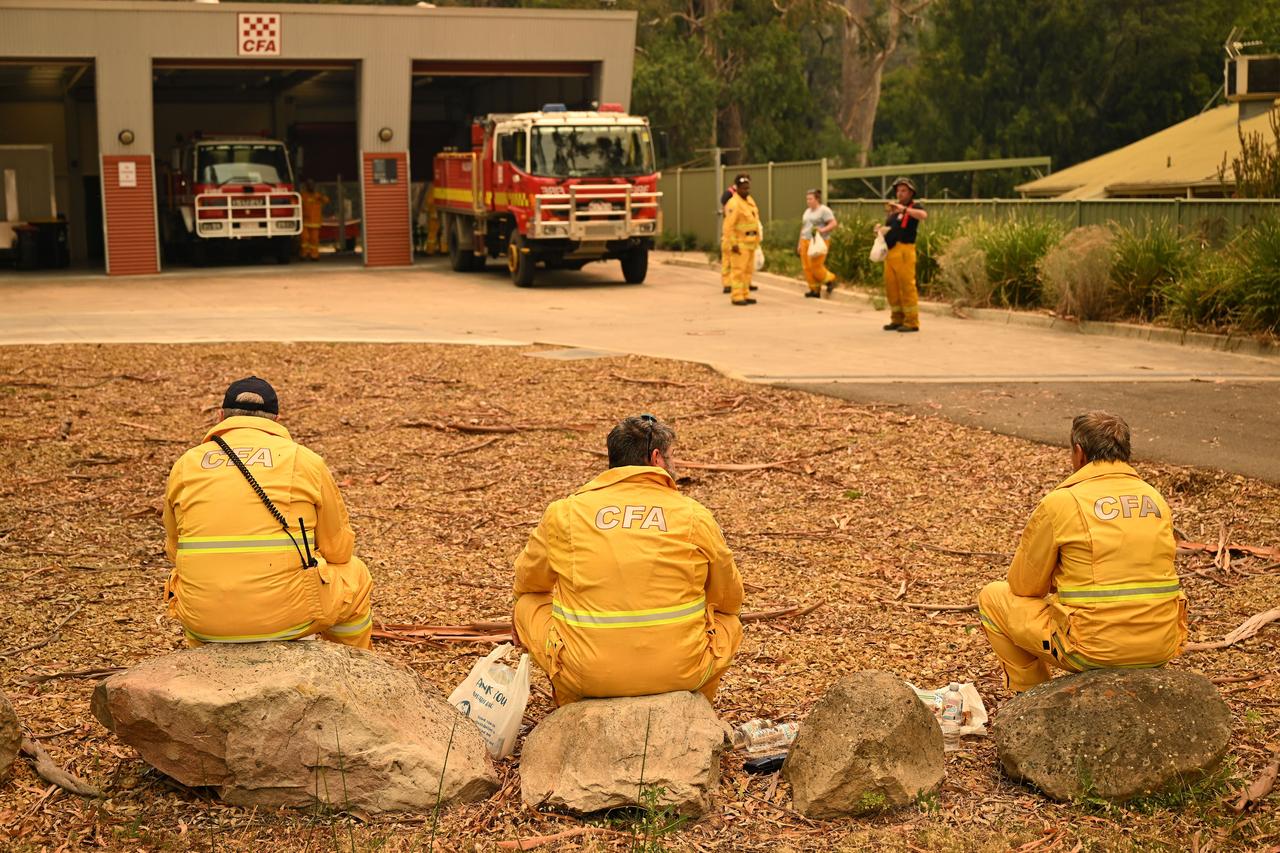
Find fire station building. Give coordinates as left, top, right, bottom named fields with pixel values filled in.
left=0, top=0, right=637, bottom=274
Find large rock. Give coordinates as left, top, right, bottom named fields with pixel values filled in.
left=520, top=691, right=730, bottom=816
left=91, top=641, right=497, bottom=812
left=0, top=690, right=19, bottom=778
left=783, top=671, right=944, bottom=818
left=994, top=668, right=1231, bottom=803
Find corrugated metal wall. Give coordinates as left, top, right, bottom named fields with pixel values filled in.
left=659, top=160, right=824, bottom=247
left=101, top=155, right=158, bottom=276
left=361, top=152, right=411, bottom=267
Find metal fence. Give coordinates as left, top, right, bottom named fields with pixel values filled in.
left=828, top=197, right=1280, bottom=241
left=658, top=159, right=825, bottom=247
left=658, top=155, right=1280, bottom=247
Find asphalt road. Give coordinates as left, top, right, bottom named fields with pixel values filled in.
left=2, top=253, right=1276, bottom=479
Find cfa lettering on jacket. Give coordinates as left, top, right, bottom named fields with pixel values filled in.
left=1093, top=494, right=1163, bottom=520
left=594, top=504, right=668, bottom=531
left=200, top=446, right=274, bottom=469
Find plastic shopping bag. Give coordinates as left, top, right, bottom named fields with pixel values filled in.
left=906, top=680, right=989, bottom=752
left=448, top=643, right=530, bottom=759
left=869, top=234, right=889, bottom=263
left=753, top=246, right=765, bottom=271
left=808, top=233, right=827, bottom=258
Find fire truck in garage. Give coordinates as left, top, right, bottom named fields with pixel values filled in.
left=159, top=136, right=303, bottom=264
left=433, top=104, right=661, bottom=286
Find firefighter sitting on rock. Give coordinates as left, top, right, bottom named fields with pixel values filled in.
left=163, top=377, right=374, bottom=649
left=978, top=411, right=1187, bottom=692
left=512, top=414, right=744, bottom=706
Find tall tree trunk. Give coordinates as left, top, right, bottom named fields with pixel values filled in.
left=837, top=0, right=925, bottom=166
left=719, top=102, right=746, bottom=165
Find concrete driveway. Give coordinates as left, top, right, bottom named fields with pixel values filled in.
left=2, top=255, right=1277, bottom=478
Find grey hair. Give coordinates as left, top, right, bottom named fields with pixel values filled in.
left=1071, top=411, right=1130, bottom=463
left=607, top=415, right=675, bottom=468
left=222, top=391, right=278, bottom=421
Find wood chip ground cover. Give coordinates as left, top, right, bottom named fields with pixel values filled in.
left=1, top=342, right=1277, bottom=852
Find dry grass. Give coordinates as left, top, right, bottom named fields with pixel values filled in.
left=1, top=342, right=1278, bottom=852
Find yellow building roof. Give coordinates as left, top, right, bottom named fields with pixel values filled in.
left=1017, top=101, right=1278, bottom=198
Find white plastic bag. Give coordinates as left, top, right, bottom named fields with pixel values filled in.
left=869, top=234, right=889, bottom=263
left=753, top=246, right=765, bottom=271
left=448, top=643, right=530, bottom=759
left=906, top=681, right=989, bottom=751
left=808, top=232, right=827, bottom=258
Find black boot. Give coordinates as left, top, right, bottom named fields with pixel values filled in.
left=805, top=290, right=820, bottom=299
left=883, top=322, right=902, bottom=331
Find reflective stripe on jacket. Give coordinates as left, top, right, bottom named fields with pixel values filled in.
left=1007, top=460, right=1185, bottom=666
left=722, top=194, right=761, bottom=248
left=163, top=416, right=355, bottom=641
left=513, top=466, right=744, bottom=698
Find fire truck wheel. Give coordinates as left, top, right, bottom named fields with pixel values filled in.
left=188, top=240, right=208, bottom=268
left=508, top=235, right=536, bottom=287
left=447, top=218, right=476, bottom=273
left=272, top=237, right=293, bottom=265
left=621, top=246, right=649, bottom=284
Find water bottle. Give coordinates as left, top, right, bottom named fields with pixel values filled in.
left=746, top=722, right=799, bottom=754
left=731, top=719, right=772, bottom=750
left=940, top=683, right=964, bottom=726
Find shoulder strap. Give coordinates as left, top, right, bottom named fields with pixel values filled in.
left=211, top=434, right=316, bottom=570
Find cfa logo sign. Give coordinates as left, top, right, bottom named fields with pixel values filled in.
left=237, top=13, right=281, bottom=56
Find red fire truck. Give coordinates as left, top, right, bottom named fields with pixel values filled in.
left=433, top=104, right=661, bottom=286
left=159, top=136, right=302, bottom=265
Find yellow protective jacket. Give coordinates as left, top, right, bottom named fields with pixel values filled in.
left=514, top=466, right=744, bottom=698
left=301, top=191, right=329, bottom=228
left=1008, top=460, right=1186, bottom=668
left=163, top=416, right=355, bottom=643
left=722, top=194, right=761, bottom=250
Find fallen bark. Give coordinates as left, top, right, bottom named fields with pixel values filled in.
left=607, top=372, right=693, bottom=388
left=580, top=445, right=846, bottom=473
left=0, top=602, right=83, bottom=657
left=1177, top=540, right=1280, bottom=562
left=20, top=737, right=102, bottom=797
left=25, top=666, right=125, bottom=684
left=404, top=420, right=594, bottom=435
left=436, top=436, right=500, bottom=458
left=1234, top=748, right=1279, bottom=813
left=919, top=543, right=1011, bottom=560
left=897, top=601, right=979, bottom=612
left=498, top=827, right=604, bottom=849
left=1183, top=607, right=1280, bottom=652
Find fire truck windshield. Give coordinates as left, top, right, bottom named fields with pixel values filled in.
left=530, top=125, right=654, bottom=178
left=197, top=143, right=292, bottom=186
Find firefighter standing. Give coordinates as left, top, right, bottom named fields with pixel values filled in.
left=300, top=180, right=328, bottom=260
left=513, top=415, right=744, bottom=706
left=163, top=377, right=374, bottom=650
left=719, top=182, right=736, bottom=294
left=798, top=188, right=838, bottom=298
left=876, top=177, right=927, bottom=332
left=722, top=174, right=762, bottom=306
left=977, top=412, right=1186, bottom=693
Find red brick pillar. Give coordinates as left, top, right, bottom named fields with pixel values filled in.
left=361, top=152, right=412, bottom=267
left=101, top=155, right=159, bottom=276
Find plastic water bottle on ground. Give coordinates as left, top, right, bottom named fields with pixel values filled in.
left=940, top=682, right=964, bottom=751
left=733, top=719, right=799, bottom=754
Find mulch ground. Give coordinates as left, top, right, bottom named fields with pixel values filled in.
left=1, top=342, right=1277, bottom=852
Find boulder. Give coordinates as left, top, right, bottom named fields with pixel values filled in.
left=91, top=641, right=497, bottom=812
left=520, top=691, right=730, bottom=816
left=0, top=690, right=19, bottom=778
left=994, top=668, right=1231, bottom=803
left=783, top=671, right=944, bottom=818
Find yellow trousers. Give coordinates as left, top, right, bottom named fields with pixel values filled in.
left=726, top=244, right=758, bottom=302
left=884, top=242, right=919, bottom=329
left=183, top=556, right=374, bottom=651
left=799, top=238, right=836, bottom=293
left=513, top=593, right=742, bottom=707
left=300, top=225, right=321, bottom=260
left=721, top=239, right=732, bottom=289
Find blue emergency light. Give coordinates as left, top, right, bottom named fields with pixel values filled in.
left=541, top=103, right=567, bottom=112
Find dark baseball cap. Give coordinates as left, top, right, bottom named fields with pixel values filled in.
left=222, top=376, right=278, bottom=414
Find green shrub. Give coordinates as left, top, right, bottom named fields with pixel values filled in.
left=976, top=218, right=1063, bottom=308
left=1110, top=225, right=1195, bottom=321
left=914, top=216, right=962, bottom=298
left=1235, top=216, right=1280, bottom=333
left=936, top=232, right=992, bottom=306
left=825, top=218, right=880, bottom=284
left=1038, top=226, right=1117, bottom=320
left=1163, top=252, right=1242, bottom=331
left=657, top=231, right=699, bottom=252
